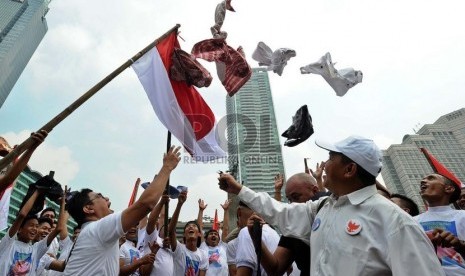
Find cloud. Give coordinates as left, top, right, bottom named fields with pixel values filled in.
left=0, top=130, right=79, bottom=186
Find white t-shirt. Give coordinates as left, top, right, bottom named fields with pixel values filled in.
left=120, top=240, right=141, bottom=276
left=63, top=212, right=124, bottom=275
left=37, top=254, right=53, bottom=276
left=0, top=234, right=49, bottom=275
left=173, top=241, right=209, bottom=276
left=48, top=237, right=73, bottom=276
left=136, top=226, right=146, bottom=252
left=142, top=229, right=174, bottom=276
left=46, top=238, right=59, bottom=258
left=199, top=241, right=228, bottom=276
left=415, top=206, right=465, bottom=276
left=226, top=238, right=238, bottom=266
left=236, top=224, right=280, bottom=276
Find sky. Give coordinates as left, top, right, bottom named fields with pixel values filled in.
left=1, top=0, right=464, bottom=221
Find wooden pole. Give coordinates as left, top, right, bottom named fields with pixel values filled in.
left=0, top=24, right=181, bottom=171
left=164, top=131, right=172, bottom=239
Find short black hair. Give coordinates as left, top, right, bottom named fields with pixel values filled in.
left=66, top=188, right=93, bottom=226
left=204, top=228, right=219, bottom=244
left=183, top=220, right=201, bottom=247
left=238, top=201, right=250, bottom=209
left=38, top=217, right=54, bottom=228
left=391, top=193, right=420, bottom=216
left=339, top=153, right=376, bottom=186
left=20, top=214, right=38, bottom=228
left=443, top=177, right=461, bottom=203
left=40, top=207, right=56, bottom=218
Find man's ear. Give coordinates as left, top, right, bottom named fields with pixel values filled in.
left=344, top=163, right=357, bottom=177
left=445, top=185, right=456, bottom=195
left=83, top=205, right=94, bottom=215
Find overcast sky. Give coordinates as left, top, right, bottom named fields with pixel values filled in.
left=1, top=0, right=464, bottom=221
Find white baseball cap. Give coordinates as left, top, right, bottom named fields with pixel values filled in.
left=315, top=135, right=383, bottom=177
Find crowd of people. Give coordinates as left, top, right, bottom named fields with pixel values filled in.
left=1, top=131, right=465, bottom=276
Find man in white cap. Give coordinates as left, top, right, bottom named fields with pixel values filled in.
left=218, top=135, right=445, bottom=276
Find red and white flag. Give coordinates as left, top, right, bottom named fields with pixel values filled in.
left=133, top=32, right=226, bottom=160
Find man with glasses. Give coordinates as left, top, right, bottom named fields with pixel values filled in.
left=63, top=146, right=181, bottom=275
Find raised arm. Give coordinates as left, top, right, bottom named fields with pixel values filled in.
left=0, top=130, right=47, bottom=193
left=169, top=191, right=187, bottom=252
left=273, top=173, right=284, bottom=202
left=9, top=189, right=40, bottom=237
left=310, top=162, right=326, bottom=192
left=220, top=199, right=231, bottom=240
left=122, top=146, right=181, bottom=232
left=197, top=198, right=207, bottom=240
left=47, top=186, right=67, bottom=246
left=146, top=195, right=169, bottom=235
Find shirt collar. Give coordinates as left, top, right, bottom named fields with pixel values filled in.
left=426, top=205, right=454, bottom=212
left=343, top=185, right=378, bottom=205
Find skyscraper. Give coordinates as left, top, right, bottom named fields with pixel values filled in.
left=0, top=0, right=51, bottom=107
left=225, top=68, right=285, bottom=226
left=381, top=108, right=465, bottom=210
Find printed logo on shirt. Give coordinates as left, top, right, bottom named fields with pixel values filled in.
left=421, top=221, right=465, bottom=270
left=185, top=256, right=200, bottom=276
left=345, top=219, right=362, bottom=235
left=8, top=251, right=32, bottom=276
left=312, top=218, right=321, bottom=232
left=129, top=249, right=140, bottom=264
left=208, top=248, right=222, bottom=268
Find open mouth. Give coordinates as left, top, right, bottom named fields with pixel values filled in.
left=420, top=184, right=427, bottom=193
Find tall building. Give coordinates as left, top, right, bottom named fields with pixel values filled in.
left=381, top=108, right=465, bottom=211
left=0, top=0, right=51, bottom=107
left=225, top=68, right=285, bottom=227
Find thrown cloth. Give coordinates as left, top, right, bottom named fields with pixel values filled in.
left=211, top=0, right=235, bottom=39
left=19, top=173, right=63, bottom=215
left=252, top=41, right=296, bottom=76
left=192, top=38, right=251, bottom=96
left=170, top=48, right=212, bottom=88
left=300, top=52, right=363, bottom=97
left=281, top=105, right=314, bottom=147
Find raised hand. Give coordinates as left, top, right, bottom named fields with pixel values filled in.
left=148, top=241, right=161, bottom=254
left=160, top=194, right=170, bottom=204
left=178, top=191, right=187, bottom=205
left=218, top=173, right=242, bottom=195
left=163, top=146, right=182, bottom=171
left=198, top=199, right=208, bottom=211
left=30, top=130, right=48, bottom=149
left=274, top=173, right=284, bottom=191
left=138, top=252, right=156, bottom=265
left=220, top=199, right=232, bottom=210
left=310, top=161, right=325, bottom=180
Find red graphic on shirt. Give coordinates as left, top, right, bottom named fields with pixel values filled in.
left=347, top=221, right=360, bottom=233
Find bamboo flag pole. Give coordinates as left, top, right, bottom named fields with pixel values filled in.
left=0, top=24, right=181, bottom=171
left=164, top=131, right=172, bottom=239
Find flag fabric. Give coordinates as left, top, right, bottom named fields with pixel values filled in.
left=213, top=209, right=219, bottom=230
left=420, top=148, right=462, bottom=188
left=128, top=178, right=141, bottom=207
left=133, top=32, right=226, bottom=160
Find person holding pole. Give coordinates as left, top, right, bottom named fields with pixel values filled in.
left=63, top=146, right=181, bottom=275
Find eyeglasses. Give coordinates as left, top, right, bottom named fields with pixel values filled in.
left=86, top=193, right=104, bottom=205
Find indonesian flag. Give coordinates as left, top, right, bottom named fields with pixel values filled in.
left=420, top=148, right=462, bottom=188
left=213, top=209, right=219, bottom=230
left=132, top=32, right=226, bottom=160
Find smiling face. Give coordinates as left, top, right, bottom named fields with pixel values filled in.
left=322, top=152, right=348, bottom=193
left=125, top=225, right=138, bottom=243
left=18, top=218, right=39, bottom=243
left=36, top=222, right=52, bottom=241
